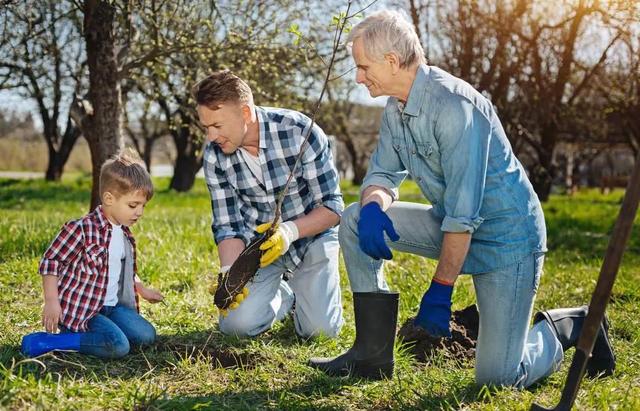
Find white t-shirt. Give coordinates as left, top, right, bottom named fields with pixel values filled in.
left=104, top=224, right=125, bottom=306
left=239, top=147, right=264, bottom=185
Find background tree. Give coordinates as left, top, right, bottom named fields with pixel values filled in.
left=0, top=1, right=85, bottom=181
left=598, top=2, right=640, bottom=157
left=128, top=0, right=334, bottom=191
left=70, top=0, right=122, bottom=210
left=405, top=0, right=630, bottom=200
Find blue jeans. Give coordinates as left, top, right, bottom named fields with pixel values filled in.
left=219, top=231, right=344, bottom=338
left=340, top=202, right=563, bottom=388
left=62, top=304, right=156, bottom=359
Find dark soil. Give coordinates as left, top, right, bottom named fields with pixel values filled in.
left=398, top=304, right=479, bottom=364
left=160, top=342, right=259, bottom=369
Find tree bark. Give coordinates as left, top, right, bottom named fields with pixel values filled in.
left=82, top=0, right=122, bottom=210
left=170, top=124, right=202, bottom=192
left=44, top=116, right=81, bottom=181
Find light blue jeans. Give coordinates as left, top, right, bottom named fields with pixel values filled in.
left=340, top=202, right=563, bottom=388
left=218, top=231, right=344, bottom=338
left=62, top=304, right=156, bottom=359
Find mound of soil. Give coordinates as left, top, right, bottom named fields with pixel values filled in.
left=398, top=304, right=479, bottom=364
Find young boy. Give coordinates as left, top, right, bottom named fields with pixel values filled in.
left=21, top=151, right=164, bottom=359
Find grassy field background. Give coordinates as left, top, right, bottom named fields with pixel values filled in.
left=1, top=176, right=639, bottom=410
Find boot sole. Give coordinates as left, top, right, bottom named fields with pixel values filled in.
left=309, top=358, right=394, bottom=380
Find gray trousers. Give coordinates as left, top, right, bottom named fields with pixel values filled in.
left=218, top=231, right=344, bottom=338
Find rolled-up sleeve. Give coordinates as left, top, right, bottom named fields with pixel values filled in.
left=361, top=109, right=408, bottom=200
left=301, top=123, right=344, bottom=217
left=436, top=98, right=491, bottom=234
left=39, top=221, right=83, bottom=277
left=203, top=150, right=252, bottom=245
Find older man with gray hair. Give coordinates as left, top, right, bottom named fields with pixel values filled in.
left=309, top=10, right=615, bottom=387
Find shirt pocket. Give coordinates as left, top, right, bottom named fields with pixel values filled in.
left=84, top=242, right=105, bottom=276
left=415, top=141, right=443, bottom=176
left=391, top=136, right=406, bottom=151
left=390, top=137, right=410, bottom=167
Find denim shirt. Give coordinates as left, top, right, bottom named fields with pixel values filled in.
left=362, top=65, right=547, bottom=274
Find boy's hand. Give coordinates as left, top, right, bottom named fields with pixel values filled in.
left=137, top=285, right=164, bottom=303
left=42, top=300, right=61, bottom=333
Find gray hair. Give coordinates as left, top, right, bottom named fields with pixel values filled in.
left=347, top=10, right=426, bottom=68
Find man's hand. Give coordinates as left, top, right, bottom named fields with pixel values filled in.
left=358, top=202, right=399, bottom=260
left=414, top=279, right=454, bottom=337
left=42, top=299, right=61, bottom=333
left=137, top=285, right=164, bottom=303
left=257, top=221, right=299, bottom=267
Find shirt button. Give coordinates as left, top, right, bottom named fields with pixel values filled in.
left=412, top=150, right=416, bottom=155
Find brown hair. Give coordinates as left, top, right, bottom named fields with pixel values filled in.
left=99, top=149, right=154, bottom=200
left=191, top=70, right=253, bottom=109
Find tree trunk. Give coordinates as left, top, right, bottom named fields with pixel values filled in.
left=170, top=125, right=202, bottom=192
left=170, top=150, right=200, bottom=192
left=530, top=129, right=556, bottom=201
left=82, top=0, right=122, bottom=210
left=44, top=117, right=81, bottom=181
left=142, top=137, right=154, bottom=172
left=352, top=162, right=367, bottom=186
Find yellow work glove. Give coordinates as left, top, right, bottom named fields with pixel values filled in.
left=256, top=221, right=299, bottom=267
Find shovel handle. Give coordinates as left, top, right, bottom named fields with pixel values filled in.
left=532, top=151, right=640, bottom=411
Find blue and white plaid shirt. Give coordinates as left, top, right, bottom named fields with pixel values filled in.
left=203, top=106, right=344, bottom=268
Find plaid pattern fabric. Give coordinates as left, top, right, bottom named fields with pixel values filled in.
left=39, top=206, right=139, bottom=332
left=204, top=106, right=344, bottom=267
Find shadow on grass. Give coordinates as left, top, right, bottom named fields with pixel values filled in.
left=545, top=216, right=640, bottom=261
left=135, top=372, right=537, bottom=410
left=127, top=375, right=358, bottom=410
left=0, top=333, right=559, bottom=410
left=0, top=321, right=312, bottom=381
left=0, top=178, right=90, bottom=209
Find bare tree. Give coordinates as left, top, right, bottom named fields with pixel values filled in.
left=0, top=1, right=84, bottom=181
left=69, top=0, right=122, bottom=210
left=598, top=3, right=640, bottom=158
left=127, top=0, right=333, bottom=191
left=406, top=0, right=628, bottom=200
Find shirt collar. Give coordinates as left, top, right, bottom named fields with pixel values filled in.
left=92, top=205, right=134, bottom=240
left=255, top=106, right=269, bottom=149
left=401, top=64, right=430, bottom=117
left=93, top=205, right=109, bottom=228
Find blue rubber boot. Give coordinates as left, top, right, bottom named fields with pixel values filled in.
left=21, top=332, right=81, bottom=357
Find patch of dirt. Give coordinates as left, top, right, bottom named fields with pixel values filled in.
left=160, top=342, right=258, bottom=369
left=398, top=304, right=479, bottom=364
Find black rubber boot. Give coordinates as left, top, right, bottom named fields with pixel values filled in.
left=308, top=292, right=399, bottom=380
left=533, top=305, right=615, bottom=378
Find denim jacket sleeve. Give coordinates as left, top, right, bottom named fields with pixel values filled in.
left=435, top=97, right=490, bottom=233
left=361, top=109, right=408, bottom=200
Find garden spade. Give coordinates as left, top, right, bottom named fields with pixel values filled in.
left=531, top=151, right=640, bottom=411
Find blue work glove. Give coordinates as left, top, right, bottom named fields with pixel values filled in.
left=357, top=202, right=400, bottom=260
left=414, top=279, right=454, bottom=338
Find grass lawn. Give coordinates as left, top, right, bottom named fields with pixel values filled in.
left=1, top=176, right=639, bottom=410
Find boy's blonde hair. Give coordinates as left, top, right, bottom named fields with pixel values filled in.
left=99, top=149, right=154, bottom=200
left=191, top=70, right=254, bottom=109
